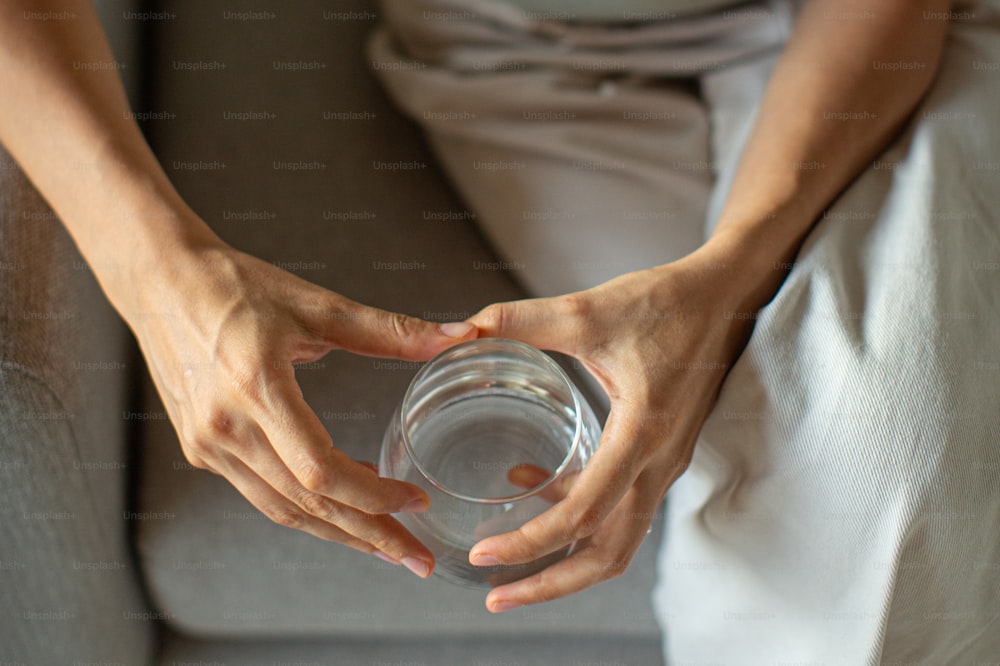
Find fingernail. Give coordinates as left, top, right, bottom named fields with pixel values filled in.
left=490, top=600, right=521, bottom=613
left=374, top=551, right=399, bottom=565
left=470, top=552, right=501, bottom=567
left=439, top=321, right=474, bottom=338
left=401, top=498, right=429, bottom=513
left=402, top=557, right=431, bottom=578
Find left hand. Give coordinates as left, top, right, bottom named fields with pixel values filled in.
left=465, top=244, right=760, bottom=612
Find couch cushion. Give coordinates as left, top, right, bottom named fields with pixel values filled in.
left=158, top=629, right=664, bottom=665
left=0, top=1, right=151, bottom=661
left=0, top=140, right=152, bottom=662
left=135, top=0, right=663, bottom=642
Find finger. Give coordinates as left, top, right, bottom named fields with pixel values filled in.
left=303, top=293, right=477, bottom=361
left=470, top=405, right=655, bottom=567
left=213, top=451, right=373, bottom=554
left=221, top=433, right=434, bottom=578
left=466, top=294, right=586, bottom=356
left=483, top=490, right=653, bottom=612
left=472, top=467, right=576, bottom=541
left=235, top=434, right=435, bottom=574
left=257, top=373, right=431, bottom=516
left=507, top=464, right=577, bottom=504
left=508, top=464, right=551, bottom=491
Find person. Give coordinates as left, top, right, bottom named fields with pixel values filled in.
left=0, top=0, right=483, bottom=581
left=1, top=0, right=997, bottom=663
left=368, top=0, right=1000, bottom=661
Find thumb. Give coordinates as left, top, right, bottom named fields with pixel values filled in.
left=467, top=294, right=584, bottom=356
left=307, top=295, right=477, bottom=361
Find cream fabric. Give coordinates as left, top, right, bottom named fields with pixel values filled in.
left=371, top=0, right=1000, bottom=662
left=504, top=0, right=746, bottom=21
left=372, top=0, right=795, bottom=296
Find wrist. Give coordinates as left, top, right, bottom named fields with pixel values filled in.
left=686, top=213, right=814, bottom=314
left=88, top=201, right=226, bottom=321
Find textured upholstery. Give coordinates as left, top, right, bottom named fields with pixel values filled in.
left=157, top=630, right=665, bottom=666
left=0, top=150, right=152, bottom=663
left=0, top=2, right=154, bottom=663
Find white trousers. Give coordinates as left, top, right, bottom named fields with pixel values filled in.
left=371, top=0, right=1000, bottom=662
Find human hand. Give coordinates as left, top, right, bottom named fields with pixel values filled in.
left=125, top=240, right=476, bottom=577
left=465, top=244, right=759, bottom=610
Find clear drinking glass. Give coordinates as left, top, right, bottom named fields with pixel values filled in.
left=379, top=338, right=602, bottom=588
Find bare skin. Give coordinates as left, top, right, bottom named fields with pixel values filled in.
left=466, top=0, right=950, bottom=612
left=0, top=0, right=478, bottom=578
left=0, top=0, right=950, bottom=604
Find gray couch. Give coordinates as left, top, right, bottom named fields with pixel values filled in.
left=0, top=1, right=665, bottom=663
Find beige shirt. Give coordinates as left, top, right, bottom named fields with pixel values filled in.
left=503, top=0, right=747, bottom=21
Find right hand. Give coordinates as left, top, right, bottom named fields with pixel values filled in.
left=124, top=240, right=476, bottom=577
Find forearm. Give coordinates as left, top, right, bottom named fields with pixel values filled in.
left=0, top=0, right=219, bottom=314
left=699, top=0, right=949, bottom=310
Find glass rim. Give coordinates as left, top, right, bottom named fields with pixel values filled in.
left=399, top=338, right=584, bottom=505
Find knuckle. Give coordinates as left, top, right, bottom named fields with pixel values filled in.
left=525, top=571, right=560, bottom=604
left=385, top=312, right=420, bottom=342
left=598, top=553, right=632, bottom=581
left=557, top=292, right=591, bottom=322
left=227, top=360, right=271, bottom=406
left=266, top=505, right=307, bottom=530
left=298, top=491, right=337, bottom=520
left=186, top=405, right=254, bottom=459
left=476, top=303, right=507, bottom=335
left=367, top=532, right=397, bottom=556
left=510, top=521, right=551, bottom=561
left=315, top=292, right=347, bottom=321
left=569, top=505, right=603, bottom=539
left=297, top=457, right=335, bottom=493
left=200, top=405, right=237, bottom=439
